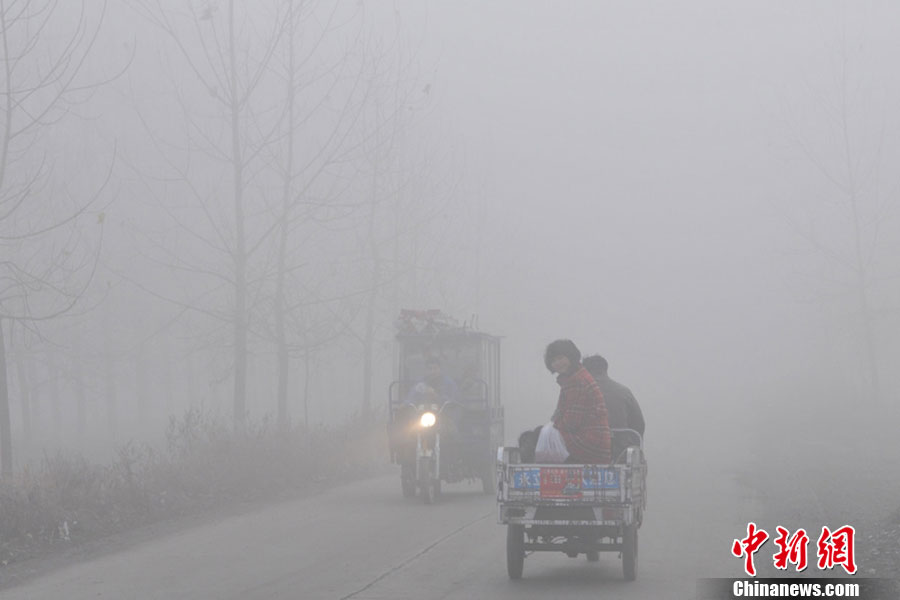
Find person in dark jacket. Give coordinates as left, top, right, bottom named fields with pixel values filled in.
left=544, top=340, right=611, bottom=464
left=401, top=356, right=463, bottom=438
left=404, top=356, right=461, bottom=405
left=583, top=354, right=644, bottom=459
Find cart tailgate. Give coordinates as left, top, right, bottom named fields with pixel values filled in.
left=505, top=464, right=629, bottom=504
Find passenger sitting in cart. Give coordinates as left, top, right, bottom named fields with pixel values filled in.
left=583, top=354, right=644, bottom=461
left=544, top=339, right=612, bottom=464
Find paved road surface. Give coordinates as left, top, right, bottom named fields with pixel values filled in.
left=0, top=440, right=755, bottom=600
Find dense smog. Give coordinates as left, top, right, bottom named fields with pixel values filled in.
left=1, top=2, right=899, bottom=599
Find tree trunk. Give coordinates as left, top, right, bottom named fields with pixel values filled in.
left=104, top=343, right=118, bottom=440
left=229, top=0, right=247, bottom=431
left=362, top=288, right=376, bottom=419
left=362, top=136, right=382, bottom=419
left=136, top=343, right=150, bottom=425
left=0, top=319, right=13, bottom=476
left=26, top=354, right=39, bottom=445
left=848, top=198, right=880, bottom=405
left=74, top=355, right=88, bottom=443
left=302, top=351, right=311, bottom=432
left=274, top=5, right=295, bottom=432
left=187, top=347, right=199, bottom=409
left=161, top=340, right=174, bottom=419
left=275, top=294, right=289, bottom=430
left=839, top=79, right=881, bottom=406
left=856, top=276, right=880, bottom=404
left=15, top=353, right=31, bottom=451
left=47, top=348, right=61, bottom=440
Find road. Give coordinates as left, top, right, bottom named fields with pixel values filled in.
left=0, top=438, right=756, bottom=600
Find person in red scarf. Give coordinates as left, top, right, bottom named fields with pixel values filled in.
left=545, top=339, right=612, bottom=464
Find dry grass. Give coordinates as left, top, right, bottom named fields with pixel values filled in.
left=0, top=409, right=387, bottom=566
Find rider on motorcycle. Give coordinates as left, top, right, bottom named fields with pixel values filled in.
left=404, top=356, right=461, bottom=405
left=402, top=357, right=463, bottom=437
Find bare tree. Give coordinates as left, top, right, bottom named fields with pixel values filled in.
left=0, top=0, right=117, bottom=475
left=127, top=1, right=461, bottom=430
left=128, top=0, right=289, bottom=430
left=349, top=27, right=440, bottom=418
left=264, top=0, right=372, bottom=430
left=780, top=44, right=900, bottom=406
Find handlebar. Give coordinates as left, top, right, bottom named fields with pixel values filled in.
left=437, top=400, right=464, bottom=414
left=610, top=428, right=644, bottom=449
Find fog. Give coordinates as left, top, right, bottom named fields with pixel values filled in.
left=408, top=1, right=900, bottom=435
left=1, top=1, right=899, bottom=595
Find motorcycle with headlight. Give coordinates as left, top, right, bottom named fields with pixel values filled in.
left=410, top=398, right=467, bottom=504
left=386, top=310, right=505, bottom=504
left=414, top=402, right=442, bottom=504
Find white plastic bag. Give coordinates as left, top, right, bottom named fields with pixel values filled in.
left=534, top=421, right=569, bottom=463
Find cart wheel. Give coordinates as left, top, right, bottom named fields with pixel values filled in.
left=622, top=526, right=637, bottom=581
left=418, top=457, right=435, bottom=504
left=507, top=524, right=525, bottom=579
left=400, top=464, right=416, bottom=498
left=586, top=551, right=600, bottom=562
left=482, top=451, right=497, bottom=494
left=423, top=481, right=437, bottom=504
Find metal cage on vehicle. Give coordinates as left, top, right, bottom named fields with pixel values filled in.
left=387, top=310, right=504, bottom=503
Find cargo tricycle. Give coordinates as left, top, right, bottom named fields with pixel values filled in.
left=387, top=310, right=504, bottom=503
left=496, top=429, right=647, bottom=580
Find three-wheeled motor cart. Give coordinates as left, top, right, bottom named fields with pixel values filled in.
left=496, top=429, right=647, bottom=580
left=387, top=310, right=504, bottom=504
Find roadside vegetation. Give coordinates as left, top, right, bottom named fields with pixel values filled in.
left=0, top=409, right=385, bottom=567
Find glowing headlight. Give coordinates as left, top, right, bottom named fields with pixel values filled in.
left=420, top=412, right=436, bottom=428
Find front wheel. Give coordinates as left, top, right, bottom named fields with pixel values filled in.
left=423, top=481, right=436, bottom=504
left=481, top=469, right=495, bottom=495
left=482, top=446, right=499, bottom=495
left=400, top=463, right=416, bottom=498
left=622, top=525, right=638, bottom=581
left=507, top=524, right=525, bottom=579
left=417, top=454, right=436, bottom=504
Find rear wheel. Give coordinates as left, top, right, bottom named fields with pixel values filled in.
left=506, top=525, right=525, bottom=579
left=482, top=445, right=499, bottom=495
left=622, top=526, right=638, bottom=581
